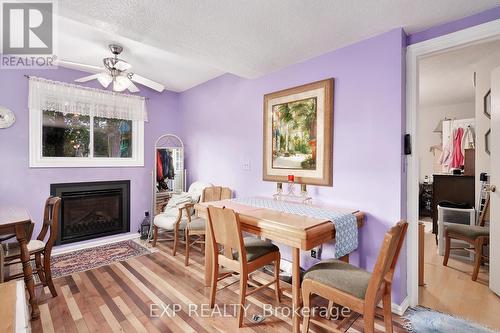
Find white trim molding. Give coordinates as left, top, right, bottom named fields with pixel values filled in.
left=406, top=18, right=500, bottom=307
left=28, top=76, right=145, bottom=168
left=392, top=297, right=409, bottom=316
left=52, top=233, right=139, bottom=256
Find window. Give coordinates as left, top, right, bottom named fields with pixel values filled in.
left=29, top=77, right=145, bottom=167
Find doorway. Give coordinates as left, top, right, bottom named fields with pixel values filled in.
left=406, top=19, right=500, bottom=330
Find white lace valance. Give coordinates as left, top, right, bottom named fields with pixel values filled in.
left=28, top=76, right=148, bottom=122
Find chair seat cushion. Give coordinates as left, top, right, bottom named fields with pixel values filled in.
left=445, top=224, right=489, bottom=239
left=234, top=237, right=279, bottom=262
left=154, top=213, right=187, bottom=230
left=303, top=259, right=372, bottom=299
left=3, top=240, right=46, bottom=259
left=187, top=217, right=206, bottom=231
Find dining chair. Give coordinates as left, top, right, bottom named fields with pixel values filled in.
left=183, top=186, right=232, bottom=266
left=301, top=221, right=408, bottom=333
left=152, top=181, right=212, bottom=254
left=207, top=205, right=282, bottom=327
left=443, top=194, right=490, bottom=281
left=2, top=196, right=61, bottom=297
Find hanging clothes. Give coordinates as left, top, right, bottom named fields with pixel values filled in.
left=461, top=126, right=475, bottom=154
left=430, top=145, right=444, bottom=173
left=451, top=127, right=464, bottom=168
left=159, top=149, right=169, bottom=179
left=156, top=150, right=163, bottom=181
left=166, top=151, right=175, bottom=180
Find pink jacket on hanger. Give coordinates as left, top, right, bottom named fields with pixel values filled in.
left=451, top=127, right=464, bottom=168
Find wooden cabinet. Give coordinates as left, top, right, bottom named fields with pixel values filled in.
left=432, top=174, right=475, bottom=235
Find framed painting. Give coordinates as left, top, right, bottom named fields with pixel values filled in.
left=263, top=78, right=333, bottom=186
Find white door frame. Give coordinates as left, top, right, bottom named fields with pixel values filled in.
left=406, top=18, right=500, bottom=307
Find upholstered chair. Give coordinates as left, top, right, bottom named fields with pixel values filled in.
left=152, top=181, right=212, bottom=255
left=301, top=221, right=408, bottom=333
left=443, top=194, right=490, bottom=281
left=183, top=186, right=232, bottom=266
left=207, top=206, right=281, bottom=327
left=2, top=197, right=61, bottom=297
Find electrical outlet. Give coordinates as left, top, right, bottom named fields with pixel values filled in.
left=310, top=246, right=321, bottom=259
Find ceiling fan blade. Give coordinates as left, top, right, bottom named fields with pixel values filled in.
left=114, top=60, right=132, bottom=71
left=127, top=81, right=140, bottom=93
left=129, top=73, right=164, bottom=92
left=57, top=60, right=104, bottom=74
left=75, top=73, right=102, bottom=83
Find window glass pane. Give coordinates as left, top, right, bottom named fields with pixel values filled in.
left=42, top=111, right=90, bottom=157
left=93, top=117, right=133, bottom=158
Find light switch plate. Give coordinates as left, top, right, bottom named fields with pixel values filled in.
left=242, top=159, right=251, bottom=171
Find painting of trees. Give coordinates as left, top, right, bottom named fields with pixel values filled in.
left=272, top=97, right=317, bottom=170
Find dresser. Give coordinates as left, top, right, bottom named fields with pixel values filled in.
left=432, top=174, right=475, bottom=236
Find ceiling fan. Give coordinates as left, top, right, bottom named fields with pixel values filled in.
left=60, top=44, right=165, bottom=93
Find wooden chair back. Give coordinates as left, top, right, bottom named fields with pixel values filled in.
left=202, top=186, right=232, bottom=202
left=36, top=197, right=61, bottom=255
left=478, top=193, right=490, bottom=227
left=195, top=187, right=232, bottom=218
left=207, top=206, right=246, bottom=265
left=365, top=221, right=408, bottom=301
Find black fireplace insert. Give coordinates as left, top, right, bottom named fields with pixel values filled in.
left=50, top=180, right=130, bottom=245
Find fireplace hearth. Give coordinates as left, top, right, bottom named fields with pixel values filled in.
left=50, top=180, right=130, bottom=245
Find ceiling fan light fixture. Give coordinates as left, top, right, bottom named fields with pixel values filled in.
left=97, top=73, right=112, bottom=88
left=113, top=75, right=131, bottom=92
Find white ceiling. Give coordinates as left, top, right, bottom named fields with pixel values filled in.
left=56, top=0, right=500, bottom=92
left=419, top=39, right=500, bottom=108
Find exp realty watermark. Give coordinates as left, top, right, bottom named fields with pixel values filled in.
left=150, top=303, right=351, bottom=320
left=1, top=0, right=57, bottom=69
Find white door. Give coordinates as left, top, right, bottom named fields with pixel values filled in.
left=489, top=67, right=500, bottom=296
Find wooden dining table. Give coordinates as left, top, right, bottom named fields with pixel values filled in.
left=195, top=199, right=365, bottom=333
left=0, top=206, right=39, bottom=320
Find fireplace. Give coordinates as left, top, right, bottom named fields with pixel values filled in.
left=50, top=180, right=130, bottom=245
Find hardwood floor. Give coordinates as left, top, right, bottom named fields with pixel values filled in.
left=419, top=226, right=500, bottom=330
left=30, top=242, right=408, bottom=333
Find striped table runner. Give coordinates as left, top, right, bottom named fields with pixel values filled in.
left=231, top=197, right=358, bottom=258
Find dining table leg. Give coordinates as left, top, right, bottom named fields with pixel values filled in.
left=292, top=247, right=301, bottom=333
left=204, top=223, right=212, bottom=287
left=15, top=223, right=39, bottom=320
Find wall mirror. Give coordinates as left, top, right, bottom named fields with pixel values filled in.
left=153, top=134, right=186, bottom=216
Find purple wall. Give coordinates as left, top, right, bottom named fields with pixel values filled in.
left=0, top=68, right=180, bottom=244
left=179, top=28, right=407, bottom=303
left=407, top=6, right=500, bottom=45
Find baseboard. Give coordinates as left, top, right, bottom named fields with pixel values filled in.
left=391, top=296, right=409, bottom=316
left=52, top=233, right=140, bottom=256
left=280, top=259, right=410, bottom=316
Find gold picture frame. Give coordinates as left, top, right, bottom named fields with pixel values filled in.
left=263, top=78, right=333, bottom=186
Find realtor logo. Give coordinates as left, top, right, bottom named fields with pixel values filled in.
left=1, top=0, right=57, bottom=68
left=2, top=2, right=53, bottom=54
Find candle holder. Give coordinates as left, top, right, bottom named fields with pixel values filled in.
left=273, top=178, right=312, bottom=204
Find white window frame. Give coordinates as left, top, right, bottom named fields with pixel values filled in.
left=29, top=108, right=144, bottom=168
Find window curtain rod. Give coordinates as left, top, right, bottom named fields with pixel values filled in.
left=23, top=75, right=150, bottom=100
